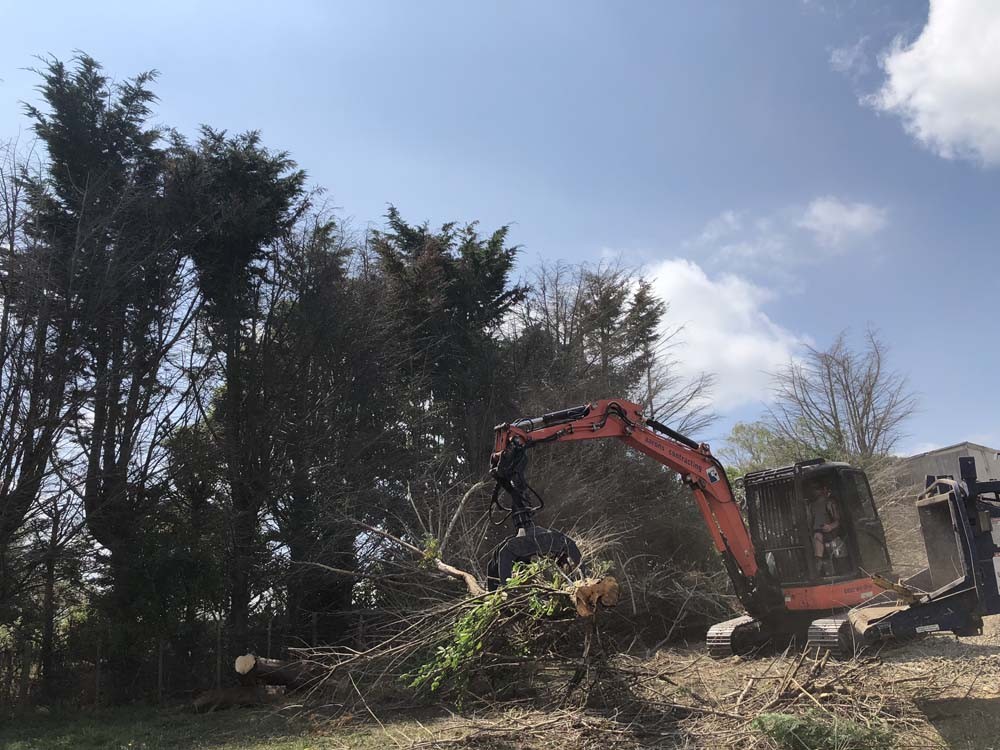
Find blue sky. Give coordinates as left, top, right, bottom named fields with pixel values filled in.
left=3, top=0, right=997, bottom=453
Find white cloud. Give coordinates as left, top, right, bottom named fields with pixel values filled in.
left=871, top=1, right=1000, bottom=166
left=797, top=196, right=887, bottom=246
left=691, top=196, right=887, bottom=273
left=697, top=210, right=743, bottom=244
left=830, top=37, right=870, bottom=78
left=647, top=258, right=806, bottom=411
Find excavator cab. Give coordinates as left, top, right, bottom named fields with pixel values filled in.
left=742, top=459, right=893, bottom=588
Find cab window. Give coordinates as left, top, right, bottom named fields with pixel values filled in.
left=843, top=472, right=879, bottom=521
left=842, top=471, right=891, bottom=572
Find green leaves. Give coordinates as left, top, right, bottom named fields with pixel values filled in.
left=403, top=559, right=575, bottom=697
left=752, top=711, right=893, bottom=750
left=169, top=128, right=306, bottom=320
left=419, top=536, right=442, bottom=570
left=404, top=590, right=503, bottom=694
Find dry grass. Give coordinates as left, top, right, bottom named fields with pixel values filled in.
left=15, top=623, right=1000, bottom=749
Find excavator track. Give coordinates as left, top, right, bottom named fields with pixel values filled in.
left=707, top=615, right=760, bottom=658
left=806, top=616, right=857, bottom=659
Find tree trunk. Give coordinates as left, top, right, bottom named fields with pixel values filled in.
left=234, top=653, right=319, bottom=689
left=39, top=502, right=60, bottom=698
left=224, top=307, right=257, bottom=656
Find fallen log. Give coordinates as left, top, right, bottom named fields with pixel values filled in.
left=234, top=653, right=320, bottom=689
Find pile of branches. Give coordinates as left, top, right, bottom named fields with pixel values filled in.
left=228, top=501, right=742, bottom=725
left=230, top=531, right=935, bottom=748
left=266, top=559, right=622, bottom=714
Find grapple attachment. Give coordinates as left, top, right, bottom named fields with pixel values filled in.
left=487, top=526, right=583, bottom=591
left=487, top=414, right=589, bottom=590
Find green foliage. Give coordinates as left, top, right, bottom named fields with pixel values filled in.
left=170, top=127, right=306, bottom=321
left=723, top=420, right=805, bottom=477
left=372, top=207, right=526, bottom=469
left=403, top=560, right=574, bottom=696
left=405, top=592, right=502, bottom=694
left=752, top=711, right=894, bottom=750
left=418, top=536, right=442, bottom=570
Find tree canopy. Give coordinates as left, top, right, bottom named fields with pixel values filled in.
left=0, top=54, right=723, bottom=705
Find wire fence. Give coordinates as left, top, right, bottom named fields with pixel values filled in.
left=0, top=610, right=368, bottom=709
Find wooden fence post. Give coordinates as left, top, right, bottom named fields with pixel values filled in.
left=94, top=637, right=101, bottom=706
left=17, top=637, right=32, bottom=707
left=215, top=619, right=222, bottom=689
left=157, top=639, right=165, bottom=704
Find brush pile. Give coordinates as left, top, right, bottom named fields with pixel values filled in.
left=227, top=507, right=948, bottom=748
left=241, top=559, right=623, bottom=709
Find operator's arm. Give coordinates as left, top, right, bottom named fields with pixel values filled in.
left=822, top=500, right=840, bottom=533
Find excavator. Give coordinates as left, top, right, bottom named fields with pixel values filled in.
left=487, top=399, right=1000, bottom=657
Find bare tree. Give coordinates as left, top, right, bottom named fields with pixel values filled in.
left=0, top=139, right=83, bottom=606
left=509, top=260, right=714, bottom=434
left=766, top=328, right=917, bottom=461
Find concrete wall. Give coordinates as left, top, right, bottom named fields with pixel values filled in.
left=902, top=442, right=1000, bottom=486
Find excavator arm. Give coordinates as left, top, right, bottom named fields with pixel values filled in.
left=489, top=399, right=784, bottom=618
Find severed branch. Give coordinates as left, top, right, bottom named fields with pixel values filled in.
left=434, top=558, right=487, bottom=597
left=355, top=520, right=486, bottom=596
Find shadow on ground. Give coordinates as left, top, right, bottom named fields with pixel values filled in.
left=918, top=697, right=1000, bottom=750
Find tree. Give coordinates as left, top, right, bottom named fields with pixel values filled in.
left=721, top=421, right=801, bottom=478
left=495, top=261, right=719, bottom=582
left=507, top=261, right=713, bottom=434
left=21, top=54, right=201, bottom=693
left=766, top=329, right=917, bottom=462
left=170, top=127, right=305, bottom=654
left=372, top=208, right=525, bottom=479
left=0, top=135, right=82, bottom=616
left=262, top=217, right=404, bottom=643
left=723, top=328, right=918, bottom=492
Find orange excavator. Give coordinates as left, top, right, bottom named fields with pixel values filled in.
left=488, top=399, right=1000, bottom=656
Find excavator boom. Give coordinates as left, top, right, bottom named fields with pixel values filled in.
left=490, top=399, right=785, bottom=618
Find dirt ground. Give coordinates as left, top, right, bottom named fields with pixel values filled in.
left=394, top=613, right=1000, bottom=749
left=5, top=619, right=1000, bottom=749
left=877, top=615, right=1000, bottom=750
left=653, top=614, right=1000, bottom=749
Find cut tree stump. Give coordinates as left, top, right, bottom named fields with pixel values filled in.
left=572, top=577, right=620, bottom=617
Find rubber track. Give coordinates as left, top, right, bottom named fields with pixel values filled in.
left=706, top=614, right=756, bottom=658
left=806, top=616, right=854, bottom=659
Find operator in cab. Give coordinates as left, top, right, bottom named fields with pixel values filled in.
left=809, top=480, right=843, bottom=576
